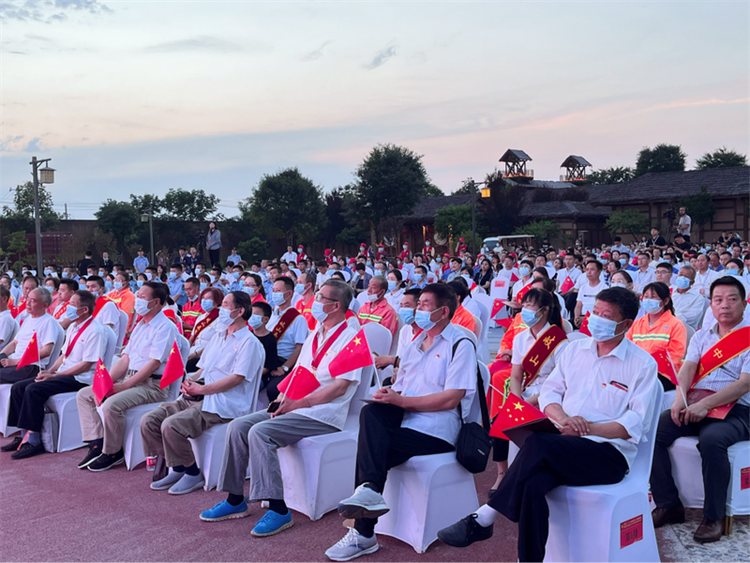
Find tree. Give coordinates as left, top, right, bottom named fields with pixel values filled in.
left=2, top=181, right=61, bottom=232
left=95, top=199, right=140, bottom=253
left=679, top=186, right=716, bottom=240
left=695, top=147, right=747, bottom=170
left=513, top=220, right=562, bottom=243
left=0, top=231, right=32, bottom=272
left=434, top=204, right=488, bottom=248
left=450, top=179, right=476, bottom=196
left=244, top=167, right=327, bottom=245
left=635, top=144, right=686, bottom=176
left=346, top=144, right=438, bottom=241
left=585, top=167, right=635, bottom=185
left=604, top=209, right=650, bottom=240
left=160, top=188, right=219, bottom=222
left=237, top=237, right=269, bottom=264
left=480, top=170, right=526, bottom=235
left=129, top=194, right=163, bottom=215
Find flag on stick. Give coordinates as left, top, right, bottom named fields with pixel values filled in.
left=17, top=332, right=40, bottom=368
left=160, top=340, right=185, bottom=390
left=278, top=366, right=321, bottom=400
left=92, top=359, right=113, bottom=405
left=328, top=329, right=374, bottom=377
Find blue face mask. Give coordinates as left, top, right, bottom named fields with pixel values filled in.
left=519, top=267, right=530, bottom=277
left=414, top=309, right=438, bottom=331
left=611, top=282, right=627, bottom=289
left=641, top=298, right=662, bottom=314
left=414, top=273, right=423, bottom=282
left=587, top=313, right=625, bottom=342
left=243, top=286, right=256, bottom=295
left=675, top=276, right=691, bottom=290
left=294, top=283, right=305, bottom=294
left=137, top=280, right=145, bottom=288
left=64, top=305, right=80, bottom=321
left=200, top=282, right=208, bottom=291
left=232, top=272, right=240, bottom=280
left=520, top=307, right=541, bottom=327
left=724, top=269, right=740, bottom=277
left=311, top=300, right=329, bottom=322
left=248, top=314, right=264, bottom=330
left=217, top=307, right=236, bottom=326
left=199, top=299, right=213, bottom=312
left=388, top=280, right=397, bottom=291
left=399, top=307, right=415, bottom=325
left=114, top=281, right=123, bottom=290
left=104, top=281, right=112, bottom=291
left=271, top=291, right=286, bottom=306
left=619, top=258, right=627, bottom=265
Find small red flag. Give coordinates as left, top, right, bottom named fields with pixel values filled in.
left=579, top=312, right=592, bottom=336
left=92, top=359, right=113, bottom=405
left=653, top=350, right=678, bottom=384
left=489, top=392, right=546, bottom=440
left=327, top=329, right=374, bottom=378
left=560, top=276, right=575, bottom=294
left=510, top=272, right=519, bottom=283
left=278, top=365, right=321, bottom=400
left=491, top=298, right=503, bottom=319
left=160, top=340, right=185, bottom=389
left=17, top=332, right=40, bottom=368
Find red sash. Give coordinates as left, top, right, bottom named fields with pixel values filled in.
left=521, top=325, right=567, bottom=388
left=311, top=323, right=348, bottom=371
left=411, top=328, right=424, bottom=341
left=93, top=296, right=114, bottom=318
left=192, top=309, right=219, bottom=340
left=272, top=307, right=301, bottom=341
left=692, top=326, right=750, bottom=387
left=64, top=318, right=93, bottom=359
left=53, top=302, right=69, bottom=320
left=515, top=283, right=531, bottom=304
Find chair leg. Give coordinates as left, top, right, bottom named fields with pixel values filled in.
left=724, top=515, right=733, bottom=536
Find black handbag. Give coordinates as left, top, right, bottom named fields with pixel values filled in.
left=453, top=339, right=492, bottom=474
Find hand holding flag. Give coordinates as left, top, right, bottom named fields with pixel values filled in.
left=92, top=359, right=114, bottom=405
left=277, top=365, right=320, bottom=400
left=328, top=329, right=374, bottom=377
left=17, top=332, right=40, bottom=369
left=160, top=340, right=185, bottom=390
left=652, top=350, right=678, bottom=384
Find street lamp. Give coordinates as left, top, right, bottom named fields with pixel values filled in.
left=466, top=178, right=491, bottom=256
left=30, top=156, right=54, bottom=276
left=140, top=211, right=155, bottom=266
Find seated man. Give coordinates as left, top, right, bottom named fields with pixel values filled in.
left=141, top=291, right=264, bottom=494
left=52, top=279, right=79, bottom=331
left=326, top=283, right=477, bottom=561
left=438, top=287, right=658, bottom=563
left=167, top=264, right=187, bottom=308
left=0, top=288, right=59, bottom=384
left=84, top=276, right=121, bottom=338
left=373, top=288, right=421, bottom=384
left=672, top=265, right=708, bottom=331
left=447, top=280, right=477, bottom=336
left=0, top=286, right=19, bottom=351
left=75, top=282, right=177, bottom=471
left=651, top=276, right=750, bottom=543
left=357, top=276, right=399, bottom=338
left=198, top=280, right=363, bottom=537
left=3, top=291, right=106, bottom=459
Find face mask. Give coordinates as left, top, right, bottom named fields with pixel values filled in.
left=113, top=281, right=123, bottom=290
left=642, top=298, right=662, bottom=314
left=271, top=291, right=286, bottom=306
left=619, top=258, right=627, bottom=265
left=425, top=242, right=430, bottom=247
left=378, top=248, right=383, bottom=252
left=396, top=261, right=402, bottom=266
left=725, top=269, right=740, bottom=277
left=98, top=271, right=105, bottom=277
left=242, top=286, right=256, bottom=296
left=215, top=307, right=237, bottom=330
left=195, top=268, right=202, bottom=275
left=414, top=309, right=438, bottom=331
left=7, top=271, right=14, bottom=279
left=61, top=304, right=80, bottom=321
left=402, top=245, right=408, bottom=250
left=45, top=285, right=55, bottom=292
left=30, top=270, right=37, bottom=277
left=436, top=258, right=442, bottom=263
left=145, top=272, right=153, bottom=280
left=294, top=283, right=305, bottom=294
left=44, top=270, right=52, bottom=276
left=519, top=267, right=530, bottom=277
left=374, top=269, right=384, bottom=276
left=675, top=276, right=691, bottom=290
left=232, top=272, right=240, bottom=280
left=611, top=282, right=627, bottom=289
left=311, top=300, right=329, bottom=322
left=414, top=273, right=423, bottom=282
left=208, top=274, right=215, bottom=283
left=136, top=280, right=144, bottom=288
left=104, top=281, right=113, bottom=291
left=168, top=271, right=177, bottom=280
left=521, top=307, right=541, bottom=327
left=367, top=291, right=380, bottom=302
left=399, top=307, right=416, bottom=325
left=387, top=280, right=397, bottom=291
left=134, top=297, right=152, bottom=316
left=248, top=314, right=264, bottom=330
left=298, top=248, right=303, bottom=253
left=51, top=272, right=58, bottom=278
left=196, top=299, right=213, bottom=313
left=588, top=313, right=625, bottom=342
left=61, top=271, right=69, bottom=278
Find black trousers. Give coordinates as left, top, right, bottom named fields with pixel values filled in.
left=186, top=357, right=200, bottom=374
left=492, top=437, right=509, bottom=462
left=354, top=403, right=454, bottom=537
left=489, top=433, right=628, bottom=563
left=263, top=356, right=289, bottom=402
left=8, top=377, right=87, bottom=432
left=650, top=404, right=749, bottom=521
left=208, top=249, right=220, bottom=268
left=0, top=365, right=39, bottom=384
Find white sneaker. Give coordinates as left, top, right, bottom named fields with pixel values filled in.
left=168, top=472, right=205, bottom=495
left=325, top=528, right=379, bottom=561
left=337, top=484, right=389, bottom=520
left=150, top=470, right=183, bottom=491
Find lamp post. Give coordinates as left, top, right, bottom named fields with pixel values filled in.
left=466, top=178, right=491, bottom=256
left=141, top=210, right=155, bottom=265
left=30, top=156, right=55, bottom=276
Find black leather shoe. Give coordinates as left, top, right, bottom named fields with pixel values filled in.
left=488, top=488, right=497, bottom=500
left=77, top=445, right=102, bottom=469
left=1, top=436, right=22, bottom=452
left=437, top=514, right=494, bottom=548
left=694, top=518, right=723, bottom=543
left=652, top=504, right=685, bottom=528
left=87, top=449, right=124, bottom=472
left=10, top=442, right=45, bottom=460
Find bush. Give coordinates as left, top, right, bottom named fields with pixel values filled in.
left=237, top=237, right=269, bottom=264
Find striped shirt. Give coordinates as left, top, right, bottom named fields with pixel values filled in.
left=357, top=298, right=398, bottom=337
left=627, top=310, right=687, bottom=373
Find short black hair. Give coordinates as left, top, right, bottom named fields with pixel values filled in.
left=317, top=260, right=328, bottom=268
left=185, top=277, right=200, bottom=287
left=252, top=300, right=273, bottom=318
left=656, top=262, right=672, bottom=272
left=533, top=266, right=550, bottom=278
left=143, top=281, right=168, bottom=305
left=595, top=287, right=640, bottom=321
left=74, top=289, right=97, bottom=315
left=586, top=259, right=603, bottom=272
left=403, top=288, right=421, bottom=299
left=710, top=275, right=746, bottom=302
left=274, top=275, right=295, bottom=292
left=60, top=279, right=79, bottom=292
left=421, top=283, right=458, bottom=319
left=448, top=280, right=469, bottom=301
left=170, top=263, right=183, bottom=271
left=229, top=290, right=253, bottom=320
left=86, top=275, right=105, bottom=289
left=530, top=277, right=556, bottom=293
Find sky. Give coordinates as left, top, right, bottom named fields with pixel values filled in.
left=1, top=0, right=748, bottom=219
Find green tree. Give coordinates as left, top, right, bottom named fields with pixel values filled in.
left=129, top=194, right=163, bottom=215
left=160, top=188, right=219, bottom=222
left=586, top=167, right=635, bottom=185
left=434, top=204, right=488, bottom=248
left=679, top=186, right=716, bottom=240
left=95, top=199, right=140, bottom=253
left=244, top=168, right=327, bottom=245
left=480, top=170, right=526, bottom=235
left=695, top=147, right=747, bottom=170
left=513, top=220, right=562, bottom=242
left=2, top=181, right=61, bottom=232
left=346, top=144, right=438, bottom=241
left=237, top=237, right=269, bottom=264
left=0, top=231, right=32, bottom=272
left=604, top=209, right=650, bottom=240
left=635, top=144, right=686, bottom=176
left=450, top=179, right=476, bottom=195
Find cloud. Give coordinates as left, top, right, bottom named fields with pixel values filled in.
left=143, top=35, right=246, bottom=54
left=0, top=0, right=111, bottom=23
left=23, top=138, right=42, bottom=152
left=365, top=45, right=396, bottom=70
left=55, top=0, right=112, bottom=14
left=301, top=40, right=331, bottom=62
left=651, top=97, right=750, bottom=110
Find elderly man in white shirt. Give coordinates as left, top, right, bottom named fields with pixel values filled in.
left=438, top=287, right=657, bottom=563
left=76, top=281, right=177, bottom=472
left=327, top=283, right=477, bottom=561
left=0, top=286, right=19, bottom=352
left=199, top=279, right=363, bottom=537
left=672, top=265, right=709, bottom=330
left=693, top=254, right=719, bottom=298
left=141, top=290, right=264, bottom=495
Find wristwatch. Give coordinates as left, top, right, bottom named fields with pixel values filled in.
left=282, top=365, right=290, bottom=373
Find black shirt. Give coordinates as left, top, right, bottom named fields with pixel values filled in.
left=648, top=236, right=667, bottom=247
left=254, top=332, right=279, bottom=375
left=76, top=258, right=94, bottom=277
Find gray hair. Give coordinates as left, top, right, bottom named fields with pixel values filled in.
left=371, top=275, right=388, bottom=293
left=33, top=287, right=52, bottom=307
left=678, top=264, right=696, bottom=281
left=321, top=279, right=353, bottom=310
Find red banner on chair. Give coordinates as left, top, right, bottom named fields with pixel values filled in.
left=620, top=515, right=643, bottom=549
left=741, top=467, right=750, bottom=490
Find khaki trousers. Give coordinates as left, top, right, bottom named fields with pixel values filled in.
left=77, top=377, right=168, bottom=455
left=140, top=398, right=230, bottom=468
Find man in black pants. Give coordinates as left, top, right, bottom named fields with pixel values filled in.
left=650, top=276, right=750, bottom=543
left=325, top=283, right=477, bottom=562
left=438, top=287, right=658, bottom=563
left=3, top=291, right=106, bottom=459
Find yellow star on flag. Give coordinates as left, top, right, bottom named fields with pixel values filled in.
left=513, top=402, right=524, bottom=411
left=354, top=337, right=362, bottom=346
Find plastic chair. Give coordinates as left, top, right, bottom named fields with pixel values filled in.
left=454, top=325, right=477, bottom=346
left=543, top=384, right=663, bottom=562
left=277, top=366, right=375, bottom=520
left=684, top=324, right=695, bottom=347
left=115, top=309, right=128, bottom=353
left=668, top=437, right=749, bottom=534
left=567, top=331, right=590, bottom=342
left=361, top=322, right=392, bottom=357
left=473, top=299, right=491, bottom=364
left=357, top=291, right=369, bottom=307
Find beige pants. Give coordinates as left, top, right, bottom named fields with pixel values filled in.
left=140, top=398, right=230, bottom=468
left=77, top=377, right=168, bottom=455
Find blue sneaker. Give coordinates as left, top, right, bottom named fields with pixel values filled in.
left=250, top=509, right=294, bottom=537
left=199, top=499, right=251, bottom=522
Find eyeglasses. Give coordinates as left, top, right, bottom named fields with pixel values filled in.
left=315, top=294, right=337, bottom=303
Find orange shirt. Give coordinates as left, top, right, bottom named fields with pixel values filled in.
left=451, top=304, right=476, bottom=333
left=357, top=298, right=399, bottom=337
left=181, top=298, right=205, bottom=337
left=626, top=309, right=687, bottom=373
left=295, top=295, right=315, bottom=330
left=108, top=288, right=136, bottom=330
left=498, top=314, right=528, bottom=357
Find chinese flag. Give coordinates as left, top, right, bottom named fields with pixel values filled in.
left=278, top=366, right=320, bottom=400
left=653, top=350, right=678, bottom=384
left=489, top=392, right=546, bottom=440
left=560, top=276, right=575, bottom=294
left=160, top=340, right=185, bottom=389
left=17, top=332, right=40, bottom=368
left=92, top=359, right=114, bottom=405
left=579, top=312, right=592, bottom=336
left=510, top=272, right=519, bottom=283
left=328, top=329, right=374, bottom=378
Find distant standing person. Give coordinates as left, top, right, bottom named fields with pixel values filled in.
left=77, top=251, right=94, bottom=277
left=677, top=207, right=691, bottom=242
left=206, top=222, right=222, bottom=267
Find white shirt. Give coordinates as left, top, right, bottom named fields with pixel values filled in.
left=11, top=313, right=59, bottom=368
left=701, top=303, right=750, bottom=332
left=539, top=337, right=658, bottom=468
left=96, top=299, right=120, bottom=330
left=693, top=269, right=719, bottom=298
left=197, top=326, right=264, bottom=419
left=672, top=289, right=708, bottom=331
left=577, top=280, right=608, bottom=316
left=0, top=310, right=19, bottom=350
left=189, top=312, right=218, bottom=356
left=678, top=214, right=691, bottom=238
left=60, top=319, right=107, bottom=385
left=633, top=268, right=656, bottom=293
left=511, top=278, right=533, bottom=300
left=316, top=271, right=332, bottom=287
left=385, top=288, right=404, bottom=312
left=267, top=306, right=309, bottom=359
left=557, top=267, right=581, bottom=291
left=511, top=322, right=569, bottom=399
left=392, top=323, right=477, bottom=446
left=686, top=321, right=750, bottom=406
left=286, top=320, right=363, bottom=430
left=281, top=251, right=298, bottom=264
left=123, top=311, right=177, bottom=374
left=396, top=323, right=420, bottom=357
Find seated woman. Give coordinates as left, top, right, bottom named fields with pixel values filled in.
left=626, top=281, right=687, bottom=391
left=385, top=269, right=405, bottom=311
left=186, top=287, right=224, bottom=373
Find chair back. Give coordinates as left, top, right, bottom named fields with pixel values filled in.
left=361, top=322, right=392, bottom=357
left=115, top=309, right=128, bottom=352
left=454, top=325, right=477, bottom=346
left=345, top=365, right=376, bottom=427
left=349, top=298, right=361, bottom=314
left=630, top=384, right=664, bottom=481
left=567, top=331, right=589, bottom=342
left=356, top=291, right=369, bottom=306
left=472, top=292, right=493, bottom=313
left=102, top=325, right=117, bottom=369
left=684, top=324, right=695, bottom=347
left=45, top=322, right=66, bottom=369
left=5, top=318, right=20, bottom=345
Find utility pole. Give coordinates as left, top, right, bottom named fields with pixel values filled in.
left=149, top=208, right=155, bottom=266
left=29, top=157, right=54, bottom=276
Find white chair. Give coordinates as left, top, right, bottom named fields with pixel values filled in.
left=45, top=325, right=117, bottom=453
left=361, top=322, right=392, bottom=357
left=473, top=299, right=491, bottom=364
left=543, top=384, right=663, bottom=562
left=115, top=309, right=128, bottom=353
left=566, top=331, right=590, bottom=342
left=472, top=292, right=493, bottom=318
left=684, top=324, right=695, bottom=347
left=454, top=325, right=477, bottom=346
left=668, top=437, right=749, bottom=534
left=349, top=298, right=361, bottom=315
left=357, top=291, right=369, bottom=307
left=277, top=366, right=375, bottom=520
